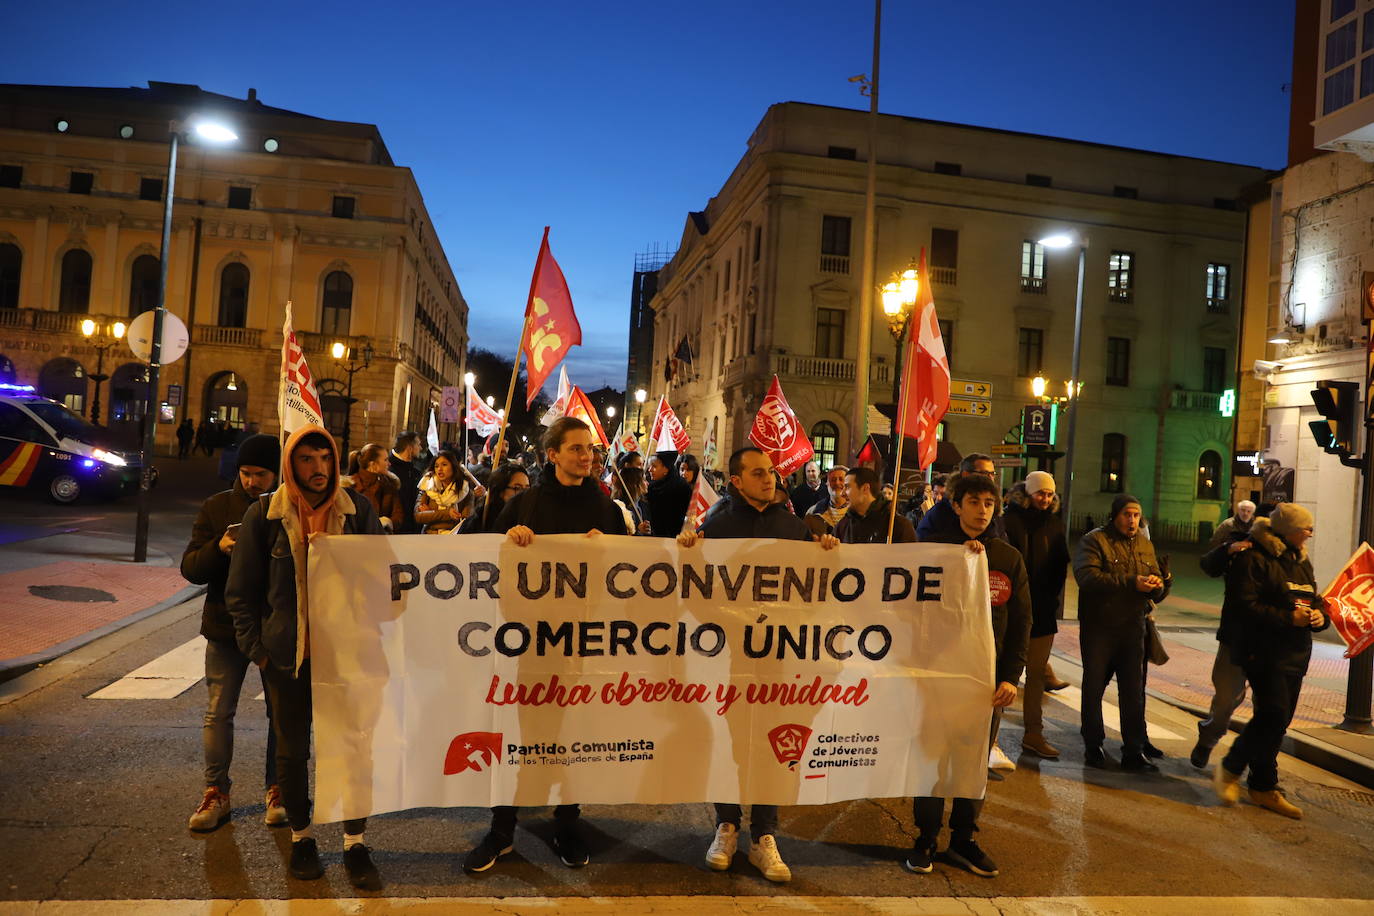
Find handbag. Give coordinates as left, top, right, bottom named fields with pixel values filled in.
left=1145, top=614, right=1170, bottom=666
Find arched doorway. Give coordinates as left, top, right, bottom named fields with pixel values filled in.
left=38, top=358, right=86, bottom=414
left=204, top=370, right=248, bottom=428
left=0, top=244, right=20, bottom=310
left=810, top=420, right=839, bottom=471
left=108, top=363, right=149, bottom=446
left=1196, top=449, right=1222, bottom=500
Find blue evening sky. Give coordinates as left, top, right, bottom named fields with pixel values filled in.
left=5, top=0, right=1294, bottom=394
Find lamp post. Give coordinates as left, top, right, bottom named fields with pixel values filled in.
left=1039, top=233, right=1087, bottom=532
left=634, top=387, right=647, bottom=446
left=331, top=340, right=374, bottom=461
left=462, top=370, right=476, bottom=462
left=81, top=318, right=126, bottom=425
left=880, top=262, right=920, bottom=404
left=135, top=118, right=238, bottom=563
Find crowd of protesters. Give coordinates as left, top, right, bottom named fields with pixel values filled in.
left=181, top=415, right=1328, bottom=890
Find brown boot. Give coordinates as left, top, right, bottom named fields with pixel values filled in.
left=1044, top=663, right=1070, bottom=691
left=1021, top=733, right=1061, bottom=759
left=1213, top=764, right=1241, bottom=806
left=1248, top=788, right=1302, bottom=819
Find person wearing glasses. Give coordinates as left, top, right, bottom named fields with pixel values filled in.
left=457, top=463, right=531, bottom=534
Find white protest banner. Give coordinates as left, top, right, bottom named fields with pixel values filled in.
left=308, top=535, right=994, bottom=822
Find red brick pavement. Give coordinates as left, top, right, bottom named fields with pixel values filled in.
left=0, top=561, right=190, bottom=662
left=1054, top=623, right=1353, bottom=731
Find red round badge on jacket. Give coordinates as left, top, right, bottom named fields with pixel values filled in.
left=989, top=571, right=1011, bottom=606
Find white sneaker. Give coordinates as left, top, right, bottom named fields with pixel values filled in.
left=263, top=785, right=288, bottom=826
left=989, top=743, right=1016, bottom=772
left=705, top=822, right=738, bottom=871
left=188, top=787, right=231, bottom=831
left=747, top=834, right=791, bottom=883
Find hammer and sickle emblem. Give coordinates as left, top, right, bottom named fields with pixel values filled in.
left=527, top=297, right=563, bottom=371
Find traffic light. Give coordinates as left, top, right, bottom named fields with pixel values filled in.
left=1309, top=380, right=1361, bottom=467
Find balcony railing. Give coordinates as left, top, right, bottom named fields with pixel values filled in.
left=1020, top=276, right=1046, bottom=294
left=1206, top=297, right=1229, bottom=314
left=819, top=254, right=850, bottom=275
left=1107, top=287, right=1134, bottom=303
left=0, top=308, right=126, bottom=333
left=194, top=325, right=262, bottom=347
left=775, top=354, right=855, bottom=381
left=931, top=266, right=957, bottom=286
left=1169, top=389, right=1222, bottom=411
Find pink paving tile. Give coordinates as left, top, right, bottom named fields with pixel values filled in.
left=1054, top=622, right=1352, bottom=730
left=0, top=561, right=189, bottom=661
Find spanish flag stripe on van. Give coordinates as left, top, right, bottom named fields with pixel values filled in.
left=0, top=443, right=41, bottom=486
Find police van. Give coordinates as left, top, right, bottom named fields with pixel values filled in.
left=0, top=383, right=142, bottom=503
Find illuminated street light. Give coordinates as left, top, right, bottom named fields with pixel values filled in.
left=464, top=371, right=476, bottom=388
left=331, top=341, right=346, bottom=360
left=193, top=121, right=239, bottom=144
left=81, top=319, right=126, bottom=425
left=1032, top=375, right=1048, bottom=399
left=606, top=404, right=616, bottom=419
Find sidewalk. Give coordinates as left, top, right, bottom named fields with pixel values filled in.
left=0, top=523, right=203, bottom=680
left=1054, top=544, right=1374, bottom=788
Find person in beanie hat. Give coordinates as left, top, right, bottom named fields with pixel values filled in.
left=1002, top=471, right=1071, bottom=759
left=1072, top=494, right=1171, bottom=771
left=181, top=432, right=284, bottom=832
left=1213, top=503, right=1327, bottom=818
left=226, top=426, right=386, bottom=888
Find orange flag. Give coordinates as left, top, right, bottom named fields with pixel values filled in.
left=564, top=385, right=610, bottom=448
left=896, top=249, right=951, bottom=469
left=522, top=228, right=581, bottom=407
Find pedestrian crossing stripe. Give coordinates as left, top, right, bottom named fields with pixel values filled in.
left=0, top=442, right=41, bottom=486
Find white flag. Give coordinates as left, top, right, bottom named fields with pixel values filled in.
left=427, top=407, right=440, bottom=455
left=278, top=301, right=322, bottom=437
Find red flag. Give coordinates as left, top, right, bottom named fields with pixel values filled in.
left=648, top=396, right=690, bottom=453
left=1323, top=543, right=1374, bottom=659
left=521, top=228, right=581, bottom=407
left=465, top=384, right=502, bottom=437
left=748, top=376, right=814, bottom=477
left=896, top=249, right=951, bottom=469
left=688, top=469, right=719, bottom=530
left=563, top=385, right=610, bottom=449
left=278, top=301, right=323, bottom=436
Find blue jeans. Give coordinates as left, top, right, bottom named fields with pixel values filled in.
left=203, top=636, right=277, bottom=793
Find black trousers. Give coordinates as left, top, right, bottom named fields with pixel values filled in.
left=913, top=709, right=998, bottom=842
left=1078, top=617, right=1147, bottom=753
left=1221, top=659, right=1304, bottom=792
left=261, top=659, right=366, bottom=835
left=490, top=804, right=580, bottom=841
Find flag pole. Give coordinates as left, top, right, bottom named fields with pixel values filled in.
left=887, top=315, right=914, bottom=544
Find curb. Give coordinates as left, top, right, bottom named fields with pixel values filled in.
left=0, top=583, right=206, bottom=683
left=1050, top=648, right=1374, bottom=791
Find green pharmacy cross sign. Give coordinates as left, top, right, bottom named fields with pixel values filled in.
left=1219, top=388, right=1235, bottom=418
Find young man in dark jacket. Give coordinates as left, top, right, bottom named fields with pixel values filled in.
left=909, top=473, right=1030, bottom=879
left=1213, top=504, right=1328, bottom=819
left=834, top=465, right=916, bottom=544
left=915, top=453, right=1007, bottom=541
left=1001, top=471, right=1071, bottom=759
left=225, top=426, right=385, bottom=889
left=388, top=431, right=423, bottom=533
left=182, top=433, right=283, bottom=832
left=465, top=417, right=629, bottom=874
left=1072, top=494, right=1171, bottom=772
left=676, top=446, right=837, bottom=883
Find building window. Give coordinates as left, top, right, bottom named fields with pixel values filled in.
left=1107, top=250, right=1134, bottom=302
left=321, top=271, right=353, bottom=336
left=218, top=263, right=250, bottom=327
left=816, top=307, right=845, bottom=359
left=1334, top=0, right=1355, bottom=21
left=0, top=244, right=20, bottom=309
left=1361, top=55, right=1374, bottom=97
left=1106, top=337, right=1131, bottom=386
left=933, top=161, right=962, bottom=176
left=58, top=249, right=92, bottom=313
left=1114, top=185, right=1138, bottom=199
left=1325, top=65, right=1356, bottom=113
left=827, top=146, right=857, bottom=160
left=332, top=195, right=355, bottom=219
left=128, top=255, right=160, bottom=316
left=0, top=165, right=21, bottom=189
left=938, top=319, right=954, bottom=368
left=1100, top=434, right=1126, bottom=493
left=1197, top=450, right=1222, bottom=500
left=820, top=216, right=851, bottom=274
left=1203, top=346, right=1227, bottom=393
left=139, top=177, right=163, bottom=201
left=1026, top=173, right=1052, bottom=188
left=69, top=171, right=94, bottom=195
left=931, top=228, right=958, bottom=284
left=1020, top=240, right=1046, bottom=292
left=811, top=421, right=839, bottom=471
left=39, top=357, right=86, bottom=415
left=108, top=363, right=149, bottom=427
left=1327, top=19, right=1358, bottom=71
left=1016, top=327, right=1043, bottom=378
left=227, top=186, right=252, bottom=210
left=1206, top=262, right=1230, bottom=312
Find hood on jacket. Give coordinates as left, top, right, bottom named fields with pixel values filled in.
left=340, top=469, right=400, bottom=491
left=1007, top=482, right=1061, bottom=513
left=282, top=425, right=340, bottom=509
left=1248, top=515, right=1307, bottom=562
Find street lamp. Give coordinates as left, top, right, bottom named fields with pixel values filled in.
left=135, top=116, right=238, bottom=563
left=880, top=262, right=920, bottom=404
left=331, top=340, right=374, bottom=460
left=606, top=404, right=616, bottom=420
left=634, top=387, right=647, bottom=443
left=81, top=318, right=126, bottom=425
left=462, top=371, right=476, bottom=460
left=1039, top=231, right=1088, bottom=531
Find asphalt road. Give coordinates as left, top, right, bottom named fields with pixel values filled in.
left=2, top=592, right=1372, bottom=908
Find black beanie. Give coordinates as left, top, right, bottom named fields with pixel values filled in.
left=236, top=433, right=281, bottom=472
left=1108, top=493, right=1142, bottom=522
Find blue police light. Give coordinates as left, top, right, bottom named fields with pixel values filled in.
left=82, top=459, right=96, bottom=468
left=0, top=382, right=36, bottom=393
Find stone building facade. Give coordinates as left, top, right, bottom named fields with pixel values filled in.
left=0, top=81, right=467, bottom=456
left=644, top=102, right=1265, bottom=532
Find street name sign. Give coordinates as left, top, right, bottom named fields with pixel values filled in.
left=951, top=378, right=992, bottom=398
left=947, top=397, right=991, bottom=418
left=992, top=457, right=1023, bottom=468
left=991, top=443, right=1022, bottom=455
